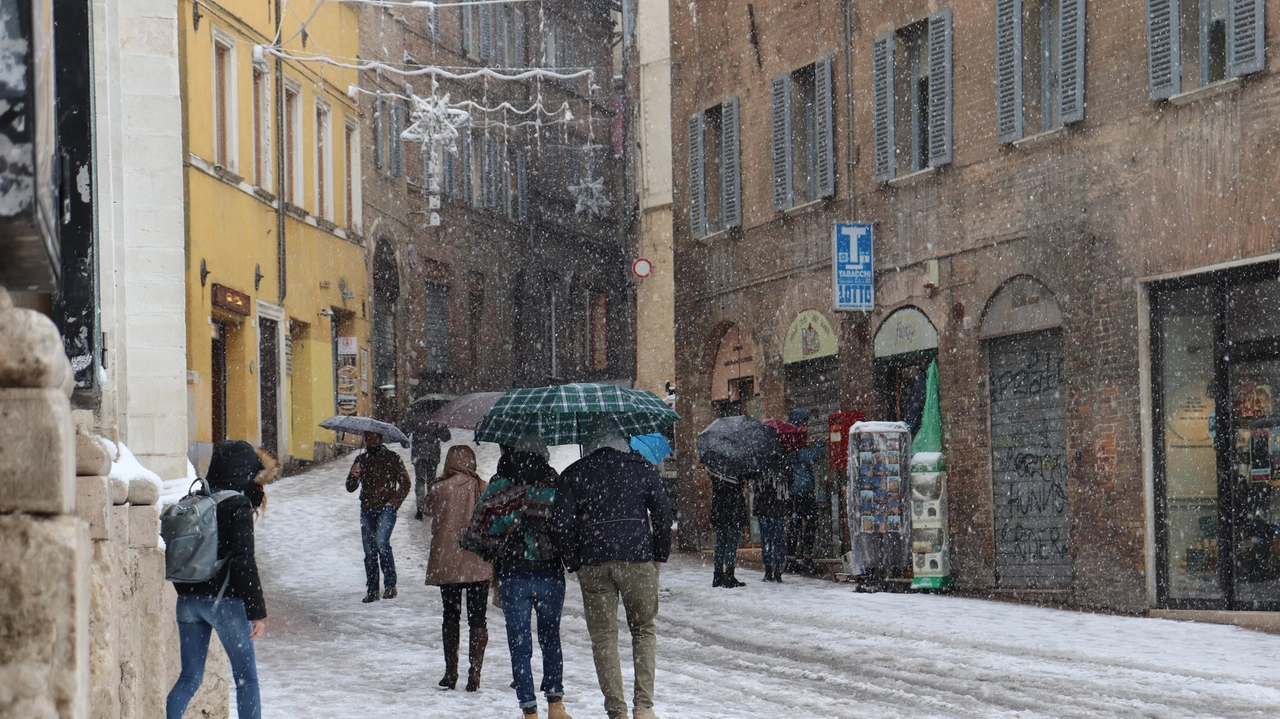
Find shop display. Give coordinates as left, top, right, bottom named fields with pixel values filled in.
left=845, top=421, right=912, bottom=577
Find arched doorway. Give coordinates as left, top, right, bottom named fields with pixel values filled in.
left=979, top=276, right=1068, bottom=590
left=372, top=240, right=400, bottom=421
left=873, top=306, right=938, bottom=431
left=710, top=324, right=759, bottom=417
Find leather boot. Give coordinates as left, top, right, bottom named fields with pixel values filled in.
left=773, top=565, right=784, bottom=583
left=725, top=569, right=746, bottom=588
left=762, top=567, right=774, bottom=582
left=439, top=623, right=460, bottom=689
left=547, top=699, right=574, bottom=719
left=712, top=570, right=724, bottom=587
left=465, top=625, right=488, bottom=692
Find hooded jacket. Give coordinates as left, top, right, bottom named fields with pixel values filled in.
left=425, top=446, right=492, bottom=586
left=345, top=444, right=412, bottom=510
left=174, top=440, right=268, bottom=620
left=554, top=447, right=674, bottom=573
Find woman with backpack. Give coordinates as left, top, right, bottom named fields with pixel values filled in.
left=424, top=444, right=492, bottom=691
left=166, top=440, right=276, bottom=719
left=465, top=435, right=573, bottom=719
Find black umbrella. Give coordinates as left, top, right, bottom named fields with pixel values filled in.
left=695, top=415, right=781, bottom=479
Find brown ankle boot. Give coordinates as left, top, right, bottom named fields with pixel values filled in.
left=465, top=625, right=488, bottom=692
left=547, top=699, right=573, bottom=719
left=439, top=623, right=460, bottom=689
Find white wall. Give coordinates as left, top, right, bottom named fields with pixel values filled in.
left=92, top=0, right=189, bottom=479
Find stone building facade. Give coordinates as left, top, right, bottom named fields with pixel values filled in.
left=672, top=0, right=1280, bottom=619
left=358, top=0, right=636, bottom=423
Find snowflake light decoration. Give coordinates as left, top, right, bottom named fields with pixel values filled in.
left=569, top=175, right=612, bottom=218
left=401, top=90, right=471, bottom=152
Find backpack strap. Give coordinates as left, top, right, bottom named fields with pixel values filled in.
left=206, top=488, right=245, bottom=613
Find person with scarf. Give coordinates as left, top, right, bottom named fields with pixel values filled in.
left=166, top=440, right=277, bottom=719
left=346, top=431, right=413, bottom=603
left=467, top=434, right=573, bottom=719
left=425, top=444, right=493, bottom=691
left=753, top=452, right=791, bottom=583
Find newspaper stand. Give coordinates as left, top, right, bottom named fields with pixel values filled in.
left=844, top=421, right=912, bottom=586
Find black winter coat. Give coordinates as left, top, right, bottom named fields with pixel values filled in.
left=173, top=492, right=267, bottom=620
left=710, top=474, right=748, bottom=530
left=553, top=448, right=674, bottom=573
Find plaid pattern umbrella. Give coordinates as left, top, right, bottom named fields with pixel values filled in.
left=474, top=383, right=680, bottom=446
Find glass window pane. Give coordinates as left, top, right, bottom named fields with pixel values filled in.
left=1228, top=278, right=1280, bottom=342
left=1229, top=358, right=1280, bottom=604
left=1159, top=284, right=1223, bottom=600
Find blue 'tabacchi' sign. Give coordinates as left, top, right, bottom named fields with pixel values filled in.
left=833, top=223, right=874, bottom=311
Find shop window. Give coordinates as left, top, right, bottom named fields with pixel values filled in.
left=1148, top=0, right=1265, bottom=99
left=687, top=97, right=740, bottom=238
left=589, top=292, right=607, bottom=371
left=771, top=58, right=833, bottom=210
left=874, top=307, right=939, bottom=430
left=996, top=0, right=1086, bottom=143
left=872, top=11, right=952, bottom=182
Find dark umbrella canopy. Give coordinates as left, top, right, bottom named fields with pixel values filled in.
left=426, top=391, right=504, bottom=430
left=695, top=415, right=781, bottom=478
left=319, top=415, right=410, bottom=445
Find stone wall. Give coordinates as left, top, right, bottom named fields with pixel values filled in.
left=0, top=289, right=228, bottom=719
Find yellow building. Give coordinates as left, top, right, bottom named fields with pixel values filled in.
left=180, top=0, right=369, bottom=470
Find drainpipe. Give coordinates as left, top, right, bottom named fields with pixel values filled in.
left=842, top=0, right=856, bottom=221
left=275, top=0, right=287, bottom=304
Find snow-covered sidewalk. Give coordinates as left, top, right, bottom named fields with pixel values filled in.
left=252, top=440, right=1280, bottom=718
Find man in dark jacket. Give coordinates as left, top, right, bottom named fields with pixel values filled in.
left=710, top=471, right=748, bottom=588
left=346, top=431, right=412, bottom=602
left=403, top=405, right=452, bottom=519
left=167, top=440, right=267, bottom=719
left=554, top=420, right=673, bottom=719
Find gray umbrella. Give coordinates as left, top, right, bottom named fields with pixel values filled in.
left=319, top=415, right=410, bottom=446
left=695, top=415, right=781, bottom=479
left=427, top=391, right=504, bottom=430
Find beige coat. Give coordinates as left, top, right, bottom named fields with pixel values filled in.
left=425, top=453, right=492, bottom=586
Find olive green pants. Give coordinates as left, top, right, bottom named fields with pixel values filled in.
left=577, top=561, right=660, bottom=718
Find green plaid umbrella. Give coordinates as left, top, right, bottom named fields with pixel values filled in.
left=474, top=383, right=680, bottom=446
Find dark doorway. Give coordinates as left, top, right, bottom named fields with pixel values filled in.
left=212, top=320, right=228, bottom=446
left=372, top=240, right=399, bottom=420
left=259, top=318, right=280, bottom=455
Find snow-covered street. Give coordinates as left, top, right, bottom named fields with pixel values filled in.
left=252, top=439, right=1280, bottom=719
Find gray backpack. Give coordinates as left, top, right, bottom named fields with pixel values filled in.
left=161, top=479, right=241, bottom=603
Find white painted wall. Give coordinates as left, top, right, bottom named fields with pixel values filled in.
left=92, top=0, right=190, bottom=479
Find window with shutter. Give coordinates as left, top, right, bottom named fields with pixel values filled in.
left=462, top=1, right=474, bottom=55
left=872, top=33, right=896, bottom=182
left=494, top=5, right=508, bottom=66
left=928, top=11, right=953, bottom=167
left=996, top=0, right=1024, bottom=143
left=1227, top=0, right=1265, bottom=76
left=770, top=74, right=793, bottom=210
left=687, top=113, right=705, bottom=238
left=1060, top=0, right=1087, bottom=124
left=480, top=5, right=494, bottom=62
left=721, top=96, right=742, bottom=229
left=461, top=130, right=473, bottom=205
left=373, top=97, right=384, bottom=169
left=390, top=104, right=403, bottom=177
left=483, top=137, right=497, bottom=210
left=1147, top=0, right=1181, bottom=98
left=443, top=145, right=456, bottom=197
left=514, top=10, right=527, bottom=66
left=815, top=56, right=835, bottom=199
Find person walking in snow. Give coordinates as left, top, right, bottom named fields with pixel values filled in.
left=785, top=409, right=823, bottom=574
left=466, top=435, right=573, bottom=719
left=345, top=430, right=412, bottom=603
left=709, top=468, right=749, bottom=588
left=753, top=452, right=791, bottom=583
left=555, top=418, right=674, bottom=719
left=402, top=405, right=451, bottom=520
left=167, top=440, right=276, bottom=719
left=425, top=444, right=493, bottom=691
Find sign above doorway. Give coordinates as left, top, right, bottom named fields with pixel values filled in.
left=783, top=309, right=838, bottom=364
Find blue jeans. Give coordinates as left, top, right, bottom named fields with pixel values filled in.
left=360, top=506, right=398, bottom=594
left=499, top=571, right=566, bottom=710
left=759, top=516, right=786, bottom=569
left=714, top=527, right=741, bottom=575
left=166, top=596, right=260, bottom=719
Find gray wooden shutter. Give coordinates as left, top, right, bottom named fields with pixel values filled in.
left=461, top=130, right=473, bottom=205
left=687, top=113, right=705, bottom=238
left=872, top=32, right=896, bottom=182
left=1146, top=0, right=1181, bottom=100
left=373, top=97, right=384, bottom=169
left=1228, top=0, right=1266, bottom=77
left=720, top=97, right=742, bottom=229
left=996, top=0, right=1024, bottom=143
left=482, top=137, right=496, bottom=209
left=390, top=104, right=403, bottom=177
left=431, top=7, right=441, bottom=38
left=928, top=10, right=953, bottom=167
left=516, top=150, right=528, bottom=220
left=514, top=9, right=526, bottom=66
left=770, top=73, right=793, bottom=211
left=494, top=6, right=507, bottom=66
left=461, top=1, right=473, bottom=54
left=479, top=4, right=493, bottom=61
left=1059, top=0, right=1087, bottom=123
left=443, top=144, right=455, bottom=196
left=814, top=55, right=835, bottom=199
